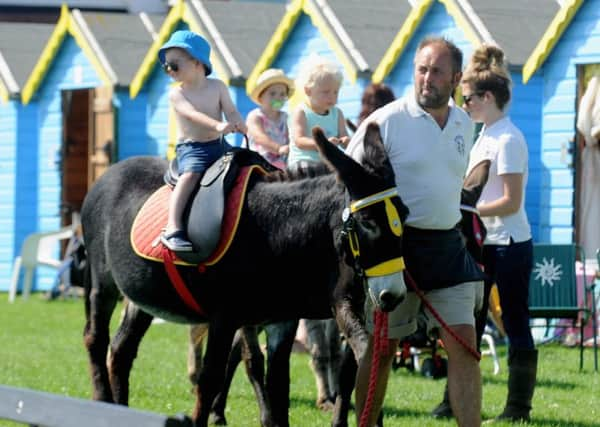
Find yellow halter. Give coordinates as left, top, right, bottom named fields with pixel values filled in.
left=344, top=188, right=405, bottom=277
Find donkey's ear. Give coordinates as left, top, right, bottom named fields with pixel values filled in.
left=361, top=122, right=394, bottom=181
left=461, top=159, right=491, bottom=207
left=313, top=126, right=364, bottom=183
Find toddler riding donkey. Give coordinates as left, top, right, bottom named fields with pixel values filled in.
left=247, top=68, right=295, bottom=169
left=158, top=30, right=247, bottom=252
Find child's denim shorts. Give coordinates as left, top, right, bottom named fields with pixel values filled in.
left=176, top=138, right=230, bottom=175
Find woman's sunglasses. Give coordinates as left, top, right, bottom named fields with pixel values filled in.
left=162, top=61, right=179, bottom=73
left=462, top=92, right=483, bottom=105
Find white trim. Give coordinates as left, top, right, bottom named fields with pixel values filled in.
left=71, top=9, right=118, bottom=84
left=139, top=12, right=159, bottom=41
left=314, top=0, right=369, bottom=71
left=351, top=188, right=399, bottom=212
left=189, top=0, right=243, bottom=79
left=455, top=0, right=496, bottom=45
left=0, top=51, right=19, bottom=94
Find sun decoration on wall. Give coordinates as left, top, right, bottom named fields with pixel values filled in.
left=533, top=257, right=563, bottom=287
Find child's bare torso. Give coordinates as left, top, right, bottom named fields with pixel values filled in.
left=175, top=79, right=223, bottom=142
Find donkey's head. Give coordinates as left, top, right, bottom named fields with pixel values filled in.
left=313, top=123, right=409, bottom=312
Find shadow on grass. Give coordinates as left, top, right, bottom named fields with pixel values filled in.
left=482, top=376, right=578, bottom=390
left=527, top=418, right=600, bottom=427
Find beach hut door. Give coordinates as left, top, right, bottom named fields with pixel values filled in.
left=90, top=86, right=114, bottom=186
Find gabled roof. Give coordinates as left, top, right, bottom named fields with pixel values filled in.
left=130, top=0, right=252, bottom=98
left=460, top=0, right=559, bottom=68
left=246, top=0, right=372, bottom=95
left=0, top=21, right=55, bottom=101
left=201, top=0, right=287, bottom=80
left=326, top=0, right=413, bottom=73
left=21, top=5, right=116, bottom=104
left=21, top=5, right=161, bottom=104
left=78, top=11, right=164, bottom=86
left=373, top=0, right=564, bottom=84
left=522, top=0, right=584, bottom=83
left=372, top=0, right=433, bottom=83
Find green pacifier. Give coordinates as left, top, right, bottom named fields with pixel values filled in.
left=270, top=99, right=284, bottom=110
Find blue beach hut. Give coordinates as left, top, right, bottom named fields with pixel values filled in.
left=372, top=0, right=559, bottom=241
left=129, top=0, right=287, bottom=153
left=0, top=21, right=55, bottom=292
left=246, top=0, right=404, bottom=124
left=521, top=0, right=600, bottom=253
left=10, top=6, right=159, bottom=292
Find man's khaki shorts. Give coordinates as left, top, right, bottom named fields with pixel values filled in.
left=365, top=281, right=484, bottom=339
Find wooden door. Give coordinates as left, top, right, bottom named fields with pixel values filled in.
left=61, top=89, right=89, bottom=226
left=89, top=86, right=114, bottom=186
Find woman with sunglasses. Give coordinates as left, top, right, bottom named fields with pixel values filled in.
left=462, top=44, right=537, bottom=423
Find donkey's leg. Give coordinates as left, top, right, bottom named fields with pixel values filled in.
left=209, top=327, right=244, bottom=426
left=107, top=299, right=154, bottom=405
left=325, top=318, right=342, bottom=399
left=265, top=320, right=298, bottom=427
left=192, top=318, right=236, bottom=427
left=239, top=326, right=274, bottom=427
left=83, top=264, right=120, bottom=403
left=333, top=300, right=384, bottom=427
left=188, top=324, right=208, bottom=387
left=305, top=319, right=334, bottom=411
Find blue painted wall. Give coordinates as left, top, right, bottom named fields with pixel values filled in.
left=0, top=100, right=18, bottom=290
left=536, top=0, right=600, bottom=243
left=383, top=1, right=543, bottom=240
left=271, top=13, right=367, bottom=126
left=1, top=100, right=41, bottom=292
left=12, top=36, right=103, bottom=292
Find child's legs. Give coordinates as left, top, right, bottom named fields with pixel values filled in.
left=167, top=172, right=201, bottom=231
left=167, top=139, right=227, bottom=232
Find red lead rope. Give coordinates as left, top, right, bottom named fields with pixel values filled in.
left=358, top=267, right=483, bottom=427
left=359, top=310, right=389, bottom=427
left=404, top=271, right=481, bottom=362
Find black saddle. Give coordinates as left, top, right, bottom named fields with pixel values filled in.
left=163, top=147, right=279, bottom=264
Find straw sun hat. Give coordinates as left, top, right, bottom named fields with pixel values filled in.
left=250, top=69, right=294, bottom=104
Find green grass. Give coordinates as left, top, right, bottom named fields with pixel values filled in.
left=0, top=296, right=598, bottom=426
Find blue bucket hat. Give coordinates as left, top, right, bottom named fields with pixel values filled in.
left=158, top=30, right=212, bottom=76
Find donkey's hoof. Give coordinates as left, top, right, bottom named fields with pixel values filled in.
left=316, top=397, right=335, bottom=412
left=209, top=412, right=227, bottom=425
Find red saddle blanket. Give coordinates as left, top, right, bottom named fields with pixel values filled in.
left=130, top=165, right=262, bottom=267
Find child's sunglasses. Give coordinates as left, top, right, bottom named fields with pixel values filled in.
left=162, top=61, right=179, bottom=73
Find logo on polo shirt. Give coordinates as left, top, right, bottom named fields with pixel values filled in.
left=454, top=135, right=465, bottom=156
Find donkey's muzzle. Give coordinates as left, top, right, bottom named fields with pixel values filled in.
left=368, top=271, right=407, bottom=312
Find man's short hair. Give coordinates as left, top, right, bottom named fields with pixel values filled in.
left=416, top=36, right=463, bottom=74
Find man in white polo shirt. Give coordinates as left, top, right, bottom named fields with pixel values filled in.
left=347, top=37, right=484, bottom=427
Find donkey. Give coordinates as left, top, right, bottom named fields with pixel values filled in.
left=81, top=124, right=409, bottom=427
left=187, top=159, right=492, bottom=427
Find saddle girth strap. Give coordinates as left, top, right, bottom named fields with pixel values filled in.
left=161, top=246, right=205, bottom=316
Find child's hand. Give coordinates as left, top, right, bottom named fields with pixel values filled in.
left=216, top=122, right=235, bottom=134
left=278, top=144, right=289, bottom=156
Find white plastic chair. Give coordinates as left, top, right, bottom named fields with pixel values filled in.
left=9, top=226, right=75, bottom=302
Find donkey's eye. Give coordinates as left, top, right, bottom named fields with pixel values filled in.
left=359, top=220, right=380, bottom=237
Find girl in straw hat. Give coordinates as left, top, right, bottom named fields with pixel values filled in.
left=247, top=69, right=294, bottom=169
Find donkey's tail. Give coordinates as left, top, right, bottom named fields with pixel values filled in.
left=82, top=245, right=92, bottom=321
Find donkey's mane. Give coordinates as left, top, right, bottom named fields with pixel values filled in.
left=261, top=162, right=332, bottom=183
